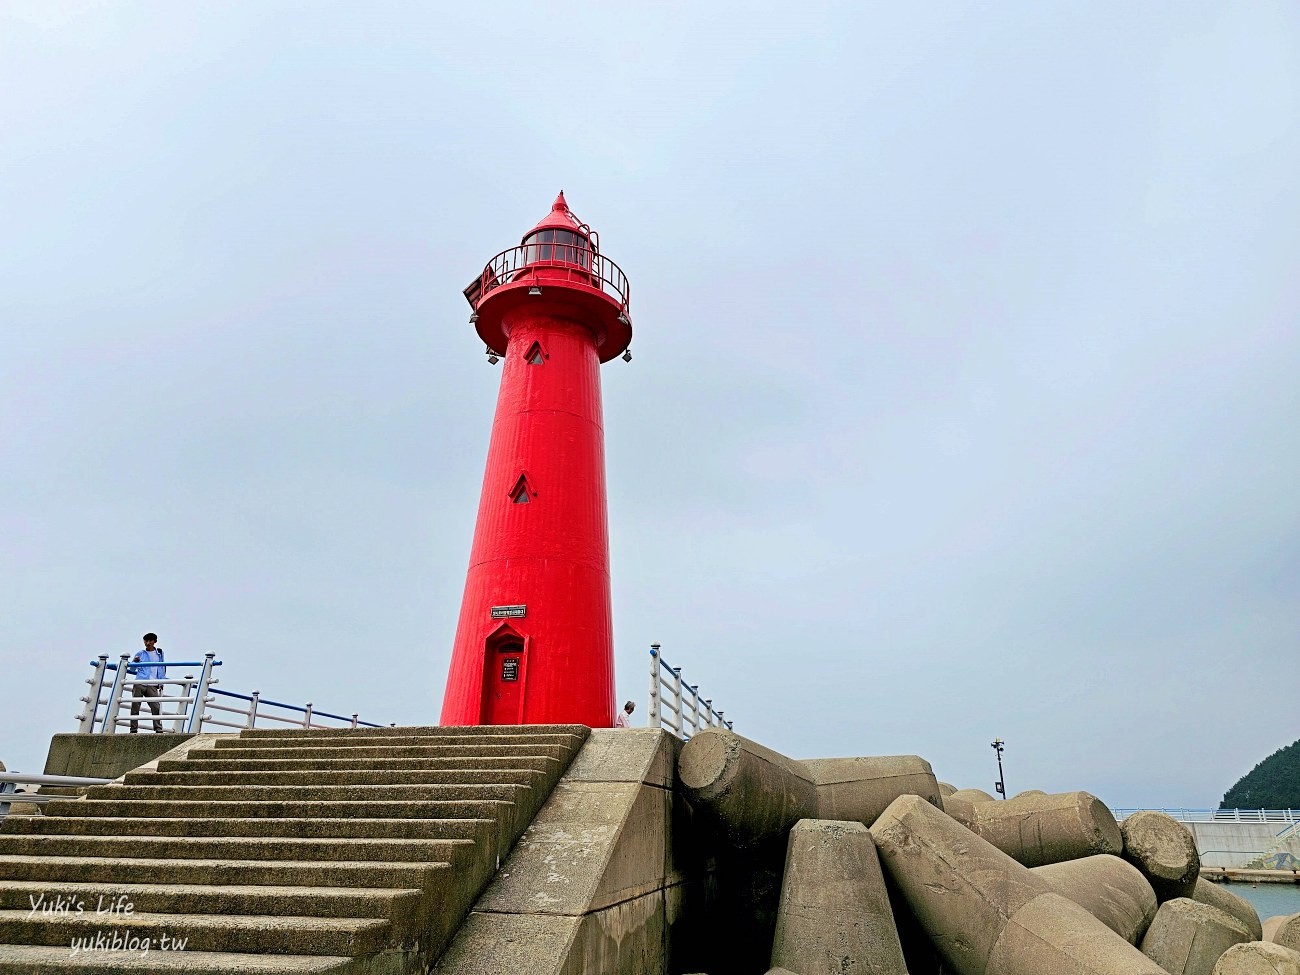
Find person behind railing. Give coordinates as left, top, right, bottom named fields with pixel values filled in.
left=613, top=700, right=636, bottom=728
left=128, top=632, right=165, bottom=733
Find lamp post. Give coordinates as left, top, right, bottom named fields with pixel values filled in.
left=991, top=738, right=1007, bottom=798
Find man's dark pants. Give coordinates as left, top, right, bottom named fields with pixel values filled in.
left=130, top=683, right=163, bottom=733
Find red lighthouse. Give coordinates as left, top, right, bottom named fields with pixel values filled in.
left=440, top=194, right=632, bottom=728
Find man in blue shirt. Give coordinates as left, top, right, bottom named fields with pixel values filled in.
left=128, top=633, right=166, bottom=733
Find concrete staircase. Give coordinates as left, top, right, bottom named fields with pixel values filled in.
left=0, top=725, right=588, bottom=973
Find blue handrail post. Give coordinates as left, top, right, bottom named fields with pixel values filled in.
left=186, top=653, right=217, bottom=733
left=100, top=655, right=131, bottom=735
left=245, top=691, right=261, bottom=730
left=78, top=655, right=110, bottom=733
left=303, top=703, right=313, bottom=729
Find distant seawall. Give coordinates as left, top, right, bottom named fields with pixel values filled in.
left=1115, top=809, right=1300, bottom=870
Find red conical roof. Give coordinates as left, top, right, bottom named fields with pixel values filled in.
left=526, top=191, right=586, bottom=236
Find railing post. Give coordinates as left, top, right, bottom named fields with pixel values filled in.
left=186, top=653, right=216, bottom=733
left=78, top=656, right=110, bottom=733
left=703, top=699, right=714, bottom=728
left=669, top=668, right=684, bottom=735
left=245, top=691, right=261, bottom=730
left=687, top=684, right=701, bottom=735
left=351, top=714, right=359, bottom=729
left=170, top=673, right=194, bottom=733
left=304, top=703, right=313, bottom=729
left=648, top=644, right=661, bottom=729
left=100, top=655, right=131, bottom=735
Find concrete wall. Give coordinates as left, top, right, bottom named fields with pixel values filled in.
left=433, top=729, right=712, bottom=975
left=43, top=732, right=197, bottom=780
left=1185, top=822, right=1300, bottom=869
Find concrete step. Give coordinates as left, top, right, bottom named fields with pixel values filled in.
left=0, top=880, right=420, bottom=919
left=156, top=755, right=561, bottom=774
left=210, top=732, right=583, bottom=751
left=0, top=908, right=391, bottom=956
left=123, top=768, right=546, bottom=788
left=0, top=854, right=452, bottom=888
left=81, top=783, right=531, bottom=803
left=0, top=944, right=352, bottom=974
left=183, top=743, right=575, bottom=761
left=3, top=816, right=493, bottom=841
left=42, top=799, right=514, bottom=820
left=237, top=724, right=588, bottom=740
left=0, top=725, right=589, bottom=970
left=0, top=835, right=476, bottom=864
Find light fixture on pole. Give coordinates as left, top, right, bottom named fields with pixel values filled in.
left=991, top=738, right=1007, bottom=798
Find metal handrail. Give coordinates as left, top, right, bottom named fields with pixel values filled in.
left=1112, top=808, right=1300, bottom=824
left=1, top=772, right=114, bottom=822
left=469, top=245, right=631, bottom=313
left=76, top=654, right=390, bottom=734
left=646, top=644, right=731, bottom=739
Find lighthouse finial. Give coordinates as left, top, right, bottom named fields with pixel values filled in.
left=553, top=190, right=568, bottom=212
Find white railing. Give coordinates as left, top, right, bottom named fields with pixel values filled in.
left=0, top=772, right=113, bottom=822
left=76, top=654, right=391, bottom=735
left=1112, top=808, right=1300, bottom=825
left=647, top=643, right=731, bottom=739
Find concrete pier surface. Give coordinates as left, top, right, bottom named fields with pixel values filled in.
left=4, top=725, right=1282, bottom=974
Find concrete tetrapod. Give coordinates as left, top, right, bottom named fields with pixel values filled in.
left=942, top=789, right=994, bottom=828
left=1213, top=941, right=1300, bottom=975
left=948, top=788, right=996, bottom=804
left=1121, top=810, right=1201, bottom=902
left=799, top=755, right=942, bottom=827
left=968, top=790, right=1123, bottom=867
left=770, top=819, right=907, bottom=975
left=1140, top=898, right=1253, bottom=975
left=1193, top=880, right=1263, bottom=941
left=869, top=794, right=1167, bottom=975
left=1033, top=854, right=1158, bottom=943
left=678, top=729, right=817, bottom=848
left=1264, top=914, right=1300, bottom=952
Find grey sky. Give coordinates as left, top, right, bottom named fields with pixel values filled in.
left=2, top=2, right=1296, bottom=808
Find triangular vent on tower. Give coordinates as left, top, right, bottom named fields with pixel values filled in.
left=526, top=342, right=545, bottom=365
left=510, top=474, right=533, bottom=504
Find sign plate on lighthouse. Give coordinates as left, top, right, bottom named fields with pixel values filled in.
left=490, top=605, right=527, bottom=619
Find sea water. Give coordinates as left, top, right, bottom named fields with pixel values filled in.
left=1223, top=881, right=1300, bottom=920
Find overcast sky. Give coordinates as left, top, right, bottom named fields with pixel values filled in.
left=2, top=2, right=1296, bottom=808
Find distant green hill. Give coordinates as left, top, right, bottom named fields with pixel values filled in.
left=1221, top=738, right=1300, bottom=809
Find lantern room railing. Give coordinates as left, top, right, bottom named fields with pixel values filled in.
left=464, top=244, right=631, bottom=314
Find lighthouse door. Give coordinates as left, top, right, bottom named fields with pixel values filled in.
left=481, top=630, right=526, bottom=724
